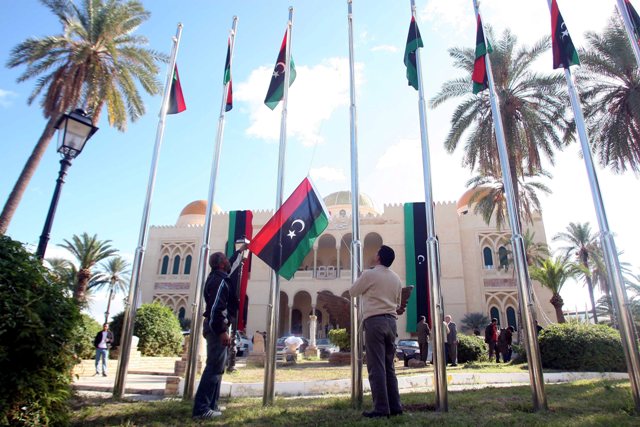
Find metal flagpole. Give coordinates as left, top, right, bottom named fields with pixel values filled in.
left=263, top=7, right=294, bottom=406
left=113, top=23, right=183, bottom=398
left=548, top=1, right=640, bottom=411
left=617, top=0, right=640, bottom=67
left=410, top=0, right=448, bottom=412
left=346, top=0, right=363, bottom=410
left=472, top=0, right=547, bottom=411
left=183, top=16, right=238, bottom=400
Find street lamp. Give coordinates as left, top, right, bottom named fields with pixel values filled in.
left=36, top=109, right=99, bottom=259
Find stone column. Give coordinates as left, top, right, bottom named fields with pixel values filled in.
left=305, top=314, right=319, bottom=358
left=288, top=305, right=293, bottom=334
left=336, top=244, right=341, bottom=278
left=313, top=246, right=318, bottom=279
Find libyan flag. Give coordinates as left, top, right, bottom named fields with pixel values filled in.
left=167, top=64, right=186, bottom=114
left=226, top=210, right=253, bottom=332
left=472, top=14, right=492, bottom=95
left=264, top=29, right=297, bottom=110
left=404, top=202, right=431, bottom=332
left=249, top=177, right=328, bottom=280
left=224, top=37, right=233, bottom=112
left=404, top=16, right=424, bottom=90
left=551, top=0, right=580, bottom=69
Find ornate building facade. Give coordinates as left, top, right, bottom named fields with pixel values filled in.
left=139, top=190, right=555, bottom=340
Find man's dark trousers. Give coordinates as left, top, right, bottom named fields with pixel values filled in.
left=418, top=341, right=428, bottom=362
left=364, top=314, right=402, bottom=415
left=193, top=321, right=228, bottom=416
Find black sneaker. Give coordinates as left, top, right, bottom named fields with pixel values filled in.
left=390, top=410, right=404, bottom=416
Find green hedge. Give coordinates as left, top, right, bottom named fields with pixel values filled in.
left=457, top=333, right=488, bottom=363
left=328, top=328, right=350, bottom=352
left=0, top=236, right=81, bottom=426
left=73, top=314, right=102, bottom=359
left=135, top=303, right=183, bottom=356
left=539, top=322, right=626, bottom=372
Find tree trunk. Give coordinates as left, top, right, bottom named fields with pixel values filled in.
left=104, top=285, right=115, bottom=324
left=582, top=257, right=598, bottom=324
left=550, top=293, right=566, bottom=323
left=74, top=268, right=92, bottom=303
left=0, top=116, right=60, bottom=235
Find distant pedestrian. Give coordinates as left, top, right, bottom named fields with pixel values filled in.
left=416, top=316, right=430, bottom=363
left=484, top=318, right=499, bottom=362
left=93, top=323, right=114, bottom=377
left=444, top=315, right=458, bottom=366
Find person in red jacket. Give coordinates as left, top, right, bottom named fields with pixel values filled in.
left=484, top=318, right=499, bottom=362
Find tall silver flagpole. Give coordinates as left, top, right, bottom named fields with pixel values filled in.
left=263, top=7, right=294, bottom=406
left=617, top=0, right=640, bottom=67
left=113, top=23, right=183, bottom=398
left=473, top=0, right=547, bottom=411
left=410, top=0, right=448, bottom=412
left=183, top=16, right=238, bottom=400
left=547, top=0, right=640, bottom=410
left=346, top=0, right=363, bottom=410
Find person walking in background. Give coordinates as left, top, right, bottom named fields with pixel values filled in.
left=498, top=326, right=514, bottom=362
left=350, top=245, right=403, bottom=418
left=444, top=315, right=458, bottom=367
left=484, top=318, right=499, bottom=362
left=93, top=323, right=114, bottom=377
left=416, top=316, right=430, bottom=363
left=192, top=252, right=234, bottom=420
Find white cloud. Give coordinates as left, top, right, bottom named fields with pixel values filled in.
left=371, top=44, right=399, bottom=53
left=0, top=89, right=16, bottom=108
left=310, top=166, right=347, bottom=183
left=235, top=57, right=364, bottom=146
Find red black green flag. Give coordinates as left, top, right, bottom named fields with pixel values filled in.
left=625, top=0, right=640, bottom=46
left=472, top=14, right=492, bottom=94
left=264, top=30, right=297, bottom=110
left=404, top=17, right=424, bottom=90
left=226, top=210, right=253, bottom=331
left=167, top=64, right=186, bottom=114
left=249, top=178, right=328, bottom=280
left=224, top=37, right=233, bottom=112
left=404, top=202, right=431, bottom=332
left=551, top=0, right=580, bottom=69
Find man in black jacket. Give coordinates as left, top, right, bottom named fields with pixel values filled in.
left=192, top=252, right=234, bottom=419
left=93, top=323, right=114, bottom=376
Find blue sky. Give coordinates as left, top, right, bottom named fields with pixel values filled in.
left=1, top=0, right=637, bottom=323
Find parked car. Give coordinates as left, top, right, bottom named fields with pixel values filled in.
left=396, top=339, right=420, bottom=365
left=316, top=338, right=339, bottom=358
left=276, top=336, right=309, bottom=353
left=235, top=331, right=253, bottom=356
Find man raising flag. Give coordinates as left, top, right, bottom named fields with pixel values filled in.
left=264, top=29, right=297, bottom=110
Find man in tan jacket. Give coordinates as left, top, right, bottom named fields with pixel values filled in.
left=350, top=245, right=402, bottom=418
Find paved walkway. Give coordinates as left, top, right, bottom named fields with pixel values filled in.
left=73, top=370, right=628, bottom=399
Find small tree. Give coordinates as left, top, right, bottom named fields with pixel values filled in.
left=530, top=255, right=580, bottom=323
left=0, top=235, right=81, bottom=426
left=72, top=314, right=103, bottom=359
left=134, top=303, right=183, bottom=356
left=328, top=328, right=351, bottom=352
left=461, top=312, right=489, bottom=334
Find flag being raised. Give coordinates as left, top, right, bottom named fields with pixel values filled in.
left=249, top=177, right=328, bottom=280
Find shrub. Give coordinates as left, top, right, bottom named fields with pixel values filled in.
left=0, top=235, right=81, bottom=426
left=73, top=314, right=102, bottom=359
left=328, top=328, right=350, bottom=352
left=109, top=311, right=124, bottom=348
left=134, top=303, right=183, bottom=356
left=457, top=333, right=488, bottom=363
left=538, top=322, right=626, bottom=372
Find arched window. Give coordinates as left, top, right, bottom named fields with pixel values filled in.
left=172, top=255, right=181, bottom=275
left=506, top=306, right=517, bottom=329
left=160, top=256, right=169, bottom=274
left=490, top=306, right=500, bottom=325
left=498, top=246, right=509, bottom=269
left=178, top=307, right=186, bottom=320
left=483, top=247, right=494, bottom=269
left=184, top=255, right=192, bottom=275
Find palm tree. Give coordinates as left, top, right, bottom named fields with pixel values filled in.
left=577, top=15, right=640, bottom=173
left=553, top=222, right=599, bottom=323
left=466, top=170, right=551, bottom=230
left=431, top=29, right=569, bottom=226
left=0, top=0, right=165, bottom=234
left=58, top=232, right=117, bottom=303
left=530, top=256, right=580, bottom=323
left=90, top=256, right=130, bottom=323
left=461, top=312, right=489, bottom=334
left=46, top=257, right=77, bottom=291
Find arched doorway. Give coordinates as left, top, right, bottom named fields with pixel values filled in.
left=292, top=291, right=312, bottom=337
left=278, top=291, right=289, bottom=337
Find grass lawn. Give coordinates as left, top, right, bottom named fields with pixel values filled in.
left=224, top=359, right=528, bottom=383
left=70, top=379, right=637, bottom=426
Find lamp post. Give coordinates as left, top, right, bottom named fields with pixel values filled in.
left=36, top=109, right=98, bottom=260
